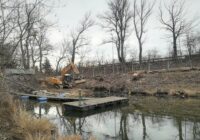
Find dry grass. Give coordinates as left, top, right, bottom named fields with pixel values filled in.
left=58, top=135, right=81, bottom=140
left=0, top=92, right=96, bottom=140
left=0, top=90, right=53, bottom=140
left=0, top=92, right=94, bottom=140
left=0, top=75, right=95, bottom=140
left=80, top=69, right=200, bottom=97
left=12, top=110, right=53, bottom=140
left=58, top=135, right=96, bottom=140
left=0, top=91, right=96, bottom=140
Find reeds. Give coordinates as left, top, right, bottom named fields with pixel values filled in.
left=0, top=77, right=95, bottom=140
left=0, top=91, right=96, bottom=140
left=12, top=109, right=53, bottom=140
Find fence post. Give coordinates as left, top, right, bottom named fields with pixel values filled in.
left=79, top=90, right=82, bottom=106
left=189, top=56, right=193, bottom=68
left=167, top=61, right=170, bottom=70
left=148, top=61, right=151, bottom=72
left=112, top=62, right=115, bottom=74
left=92, top=66, right=95, bottom=77
left=131, top=61, right=134, bottom=72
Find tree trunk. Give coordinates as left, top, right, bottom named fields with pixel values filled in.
left=25, top=23, right=32, bottom=69
left=56, top=58, right=62, bottom=74
left=139, top=41, right=143, bottom=66
left=117, top=47, right=122, bottom=62
left=39, top=45, right=42, bottom=72
left=31, top=47, right=35, bottom=68
left=71, top=45, right=76, bottom=63
left=25, top=44, right=30, bottom=69
left=177, top=118, right=183, bottom=140
left=141, top=114, right=147, bottom=140
left=20, top=38, right=26, bottom=68
left=173, top=34, right=178, bottom=60
left=120, top=113, right=128, bottom=140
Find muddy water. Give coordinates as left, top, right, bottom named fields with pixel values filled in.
left=23, top=97, right=200, bottom=140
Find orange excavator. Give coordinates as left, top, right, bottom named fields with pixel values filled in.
left=46, top=63, right=80, bottom=88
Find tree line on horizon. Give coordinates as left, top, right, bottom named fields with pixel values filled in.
left=0, top=0, right=200, bottom=74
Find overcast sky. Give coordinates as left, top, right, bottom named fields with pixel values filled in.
left=47, top=0, right=200, bottom=64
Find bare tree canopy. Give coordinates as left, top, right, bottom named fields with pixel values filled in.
left=184, top=33, right=200, bottom=57
left=159, top=0, right=196, bottom=59
left=55, top=39, right=70, bottom=73
left=100, top=0, right=132, bottom=64
left=0, top=0, right=53, bottom=70
left=70, top=12, right=94, bottom=63
left=0, top=0, right=18, bottom=67
left=133, top=0, right=154, bottom=65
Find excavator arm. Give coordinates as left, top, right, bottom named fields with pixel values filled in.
left=60, top=63, right=80, bottom=80
left=45, top=63, right=80, bottom=88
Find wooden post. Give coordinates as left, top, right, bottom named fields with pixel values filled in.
left=92, top=66, right=95, bottom=78
left=189, top=55, right=193, bottom=68
left=112, top=62, right=115, bottom=74
left=79, top=90, right=82, bottom=106
left=148, top=62, right=150, bottom=72
left=167, top=61, right=170, bottom=71
left=131, top=61, right=133, bottom=72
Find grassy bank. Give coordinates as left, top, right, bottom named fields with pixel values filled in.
left=80, top=68, right=200, bottom=98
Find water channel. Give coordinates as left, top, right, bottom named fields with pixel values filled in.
left=22, top=97, right=200, bottom=140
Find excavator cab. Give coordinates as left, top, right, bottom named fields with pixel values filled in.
left=63, top=74, right=73, bottom=82
left=63, top=74, right=73, bottom=88
left=61, top=63, right=79, bottom=88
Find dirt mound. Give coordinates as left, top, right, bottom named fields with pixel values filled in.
left=5, top=74, right=40, bottom=93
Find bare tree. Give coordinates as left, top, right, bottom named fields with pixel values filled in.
left=133, top=0, right=154, bottom=65
left=159, top=0, right=195, bottom=60
left=70, top=12, right=94, bottom=63
left=0, top=0, right=53, bottom=69
left=100, top=0, right=132, bottom=65
left=129, top=48, right=138, bottom=62
left=196, top=35, right=200, bottom=53
left=0, top=0, right=16, bottom=46
left=185, top=33, right=196, bottom=58
left=55, top=39, right=70, bottom=73
left=147, top=47, right=160, bottom=61
left=13, top=0, right=53, bottom=69
left=0, top=0, right=18, bottom=67
left=78, top=46, right=91, bottom=67
left=15, top=0, right=41, bottom=69
left=34, top=24, right=52, bottom=72
left=95, top=50, right=105, bottom=66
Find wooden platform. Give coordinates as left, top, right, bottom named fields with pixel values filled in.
left=64, top=103, right=128, bottom=117
left=63, top=96, right=128, bottom=111
left=14, top=93, right=90, bottom=102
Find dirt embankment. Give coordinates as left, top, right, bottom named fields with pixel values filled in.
left=4, top=68, right=200, bottom=98
left=78, top=68, right=200, bottom=98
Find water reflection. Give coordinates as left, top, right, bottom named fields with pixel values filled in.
left=23, top=100, right=200, bottom=140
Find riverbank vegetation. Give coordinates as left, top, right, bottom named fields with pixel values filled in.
left=0, top=74, right=94, bottom=140
left=0, top=91, right=95, bottom=140
left=80, top=68, right=200, bottom=98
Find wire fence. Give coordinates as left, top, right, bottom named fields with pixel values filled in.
left=78, top=54, right=200, bottom=78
